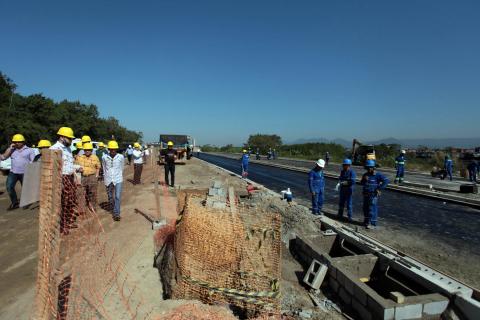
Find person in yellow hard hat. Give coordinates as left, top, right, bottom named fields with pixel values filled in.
left=51, top=127, right=83, bottom=234
left=75, top=142, right=101, bottom=210
left=132, top=142, right=144, bottom=185
left=0, top=133, right=35, bottom=210
left=241, top=149, right=250, bottom=179
left=33, top=139, right=52, bottom=162
left=161, top=141, right=177, bottom=187
left=81, top=135, right=91, bottom=144
left=73, top=141, right=83, bottom=157
left=102, top=141, right=124, bottom=221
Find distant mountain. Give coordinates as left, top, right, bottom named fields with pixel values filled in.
left=288, top=137, right=480, bottom=148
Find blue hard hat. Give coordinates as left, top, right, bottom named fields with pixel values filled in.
left=343, top=159, right=352, bottom=165
left=365, top=159, right=376, bottom=167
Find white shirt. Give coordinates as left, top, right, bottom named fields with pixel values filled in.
left=102, top=153, right=124, bottom=186
left=50, top=141, right=75, bottom=175
left=132, top=149, right=144, bottom=164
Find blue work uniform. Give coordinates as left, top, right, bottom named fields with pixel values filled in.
left=394, top=154, right=406, bottom=183
left=361, top=171, right=389, bottom=226
left=338, top=169, right=356, bottom=220
left=444, top=159, right=453, bottom=181
left=467, top=161, right=478, bottom=182
left=241, top=154, right=249, bottom=175
left=308, top=168, right=325, bottom=214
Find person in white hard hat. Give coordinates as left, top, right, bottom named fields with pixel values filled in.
left=394, top=150, right=407, bottom=184
left=308, top=159, right=326, bottom=215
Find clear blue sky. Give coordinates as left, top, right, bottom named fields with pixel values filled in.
left=1, top=0, right=479, bottom=145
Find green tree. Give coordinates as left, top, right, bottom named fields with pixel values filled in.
left=246, top=134, right=282, bottom=153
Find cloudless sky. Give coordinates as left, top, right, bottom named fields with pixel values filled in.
left=1, top=0, right=479, bottom=145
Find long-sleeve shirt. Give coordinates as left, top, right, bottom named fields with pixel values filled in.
left=132, top=149, right=144, bottom=164
left=102, top=153, right=124, bottom=186
left=0, top=146, right=35, bottom=174
left=50, top=141, right=75, bottom=175
left=361, top=172, right=389, bottom=196
left=338, top=169, right=356, bottom=190
left=308, top=169, right=325, bottom=193
left=395, top=155, right=406, bottom=167
left=444, top=159, right=453, bottom=171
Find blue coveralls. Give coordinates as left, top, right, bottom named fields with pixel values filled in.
left=444, top=159, right=453, bottom=181
left=468, top=161, right=478, bottom=182
left=361, top=172, right=389, bottom=226
left=308, top=168, right=325, bottom=214
left=241, top=154, right=249, bottom=176
left=338, top=169, right=356, bottom=220
left=394, top=155, right=406, bottom=183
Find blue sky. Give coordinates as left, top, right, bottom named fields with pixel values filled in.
left=1, top=0, right=479, bottom=145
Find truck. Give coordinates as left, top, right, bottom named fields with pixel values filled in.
left=159, top=134, right=194, bottom=164
left=351, top=139, right=376, bottom=166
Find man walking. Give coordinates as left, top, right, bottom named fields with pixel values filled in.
left=102, top=141, right=124, bottom=221
left=444, top=155, right=453, bottom=181
left=132, top=142, right=144, bottom=184
left=361, top=160, right=389, bottom=229
left=126, top=145, right=134, bottom=165
left=162, top=141, right=176, bottom=187
left=308, top=159, right=325, bottom=215
left=338, top=158, right=356, bottom=222
left=75, top=142, right=101, bottom=210
left=394, top=150, right=407, bottom=184
left=468, top=160, right=478, bottom=183
left=241, top=149, right=250, bottom=178
left=0, top=134, right=35, bottom=210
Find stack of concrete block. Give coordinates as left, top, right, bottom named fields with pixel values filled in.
left=206, top=181, right=227, bottom=210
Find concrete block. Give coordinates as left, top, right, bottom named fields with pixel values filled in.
left=303, top=259, right=328, bottom=290
left=213, top=181, right=222, bottom=188
left=329, top=265, right=337, bottom=279
left=329, top=277, right=339, bottom=294
left=423, top=299, right=449, bottom=316
left=368, top=295, right=395, bottom=320
left=208, top=187, right=217, bottom=196
left=352, top=298, right=372, bottom=320
left=337, top=270, right=346, bottom=286
left=394, top=303, right=422, bottom=320
left=354, top=283, right=368, bottom=306
left=390, top=292, right=405, bottom=304
left=339, top=287, right=351, bottom=306
left=344, top=273, right=355, bottom=295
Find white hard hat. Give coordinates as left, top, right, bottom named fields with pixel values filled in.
left=128, top=145, right=132, bottom=148
left=316, top=159, right=326, bottom=168
left=401, top=150, right=406, bottom=154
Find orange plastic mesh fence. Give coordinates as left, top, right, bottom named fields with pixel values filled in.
left=32, top=150, right=149, bottom=320
left=173, top=193, right=282, bottom=316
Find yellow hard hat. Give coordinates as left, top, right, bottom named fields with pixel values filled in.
left=57, top=127, right=75, bottom=138
left=37, top=140, right=52, bottom=148
left=12, top=134, right=26, bottom=142
left=167, top=141, right=174, bottom=146
left=83, top=142, right=93, bottom=150
left=81, top=135, right=92, bottom=143
left=76, top=141, right=83, bottom=149
left=98, top=142, right=105, bottom=148
left=107, top=140, right=119, bottom=149
left=243, top=149, right=247, bottom=153
left=134, top=142, right=141, bottom=148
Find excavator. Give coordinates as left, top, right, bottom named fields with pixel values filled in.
left=351, top=139, right=376, bottom=166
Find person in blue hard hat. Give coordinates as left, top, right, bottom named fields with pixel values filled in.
left=361, top=160, right=389, bottom=229
left=309, top=159, right=326, bottom=215
left=241, top=149, right=250, bottom=178
left=338, top=158, right=356, bottom=221
left=444, top=155, right=453, bottom=181
left=394, top=150, right=406, bottom=184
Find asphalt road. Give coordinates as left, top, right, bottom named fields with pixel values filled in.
left=199, top=153, right=480, bottom=256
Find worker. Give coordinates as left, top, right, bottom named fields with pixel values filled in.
left=256, top=148, right=260, bottom=160
left=73, top=141, right=83, bottom=157
left=132, top=142, right=144, bottom=184
left=308, top=159, right=326, bottom=215
left=51, top=127, right=82, bottom=234
left=102, top=141, right=124, bottom=221
left=126, top=145, right=134, bottom=165
left=95, top=142, right=106, bottom=180
left=337, top=159, right=356, bottom=221
left=162, top=141, right=177, bottom=187
left=75, top=142, right=100, bottom=210
left=325, top=152, right=330, bottom=165
left=272, top=148, right=277, bottom=160
left=0, top=134, right=35, bottom=210
left=241, top=149, right=249, bottom=178
left=467, top=160, right=478, bottom=183
left=361, top=160, right=389, bottom=229
left=267, top=148, right=272, bottom=160
left=33, top=139, right=52, bottom=162
left=444, top=155, right=453, bottom=181
left=394, top=150, right=407, bottom=184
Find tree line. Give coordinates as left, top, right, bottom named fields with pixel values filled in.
left=0, top=72, right=142, bottom=150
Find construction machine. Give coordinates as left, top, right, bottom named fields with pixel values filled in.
left=351, top=139, right=376, bottom=166
left=159, top=134, right=194, bottom=164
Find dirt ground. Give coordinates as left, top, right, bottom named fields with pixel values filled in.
left=1, top=156, right=477, bottom=319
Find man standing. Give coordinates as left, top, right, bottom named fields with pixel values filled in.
left=33, top=139, right=52, bottom=162
left=126, top=145, right=134, bottom=165
left=132, top=142, right=144, bottom=184
left=468, top=160, right=478, bottom=183
left=325, top=152, right=330, bottom=166
left=394, top=150, right=407, bottom=184
left=51, top=127, right=81, bottom=234
left=241, top=149, right=250, bottom=178
left=256, top=148, right=260, bottom=160
left=338, top=159, right=356, bottom=222
left=361, top=160, right=389, bottom=229
left=75, top=142, right=100, bottom=210
left=102, top=141, right=124, bottom=221
left=0, top=134, right=35, bottom=210
left=308, top=159, right=326, bottom=215
left=162, top=141, right=177, bottom=187
left=444, top=155, right=453, bottom=181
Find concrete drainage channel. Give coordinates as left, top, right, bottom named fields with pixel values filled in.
left=196, top=157, right=480, bottom=320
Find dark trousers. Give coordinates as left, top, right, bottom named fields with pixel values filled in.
left=164, top=163, right=175, bottom=186
left=6, top=172, right=23, bottom=205
left=81, top=175, right=98, bottom=209
left=127, top=154, right=132, bottom=164
left=61, top=175, right=77, bottom=233
left=133, top=164, right=143, bottom=184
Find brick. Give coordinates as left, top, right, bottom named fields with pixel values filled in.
left=395, top=303, right=422, bottom=320
left=329, top=277, right=339, bottom=293
left=344, top=273, right=355, bottom=295
left=303, top=260, right=328, bottom=290
left=352, top=298, right=372, bottom=320
left=339, top=287, right=352, bottom=306
left=368, top=295, right=395, bottom=320
left=354, top=283, right=368, bottom=306
left=337, top=270, right=346, bottom=286
left=328, top=265, right=337, bottom=279
left=423, top=299, right=449, bottom=316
